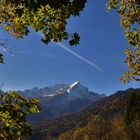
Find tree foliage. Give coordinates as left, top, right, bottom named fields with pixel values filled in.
left=106, top=0, right=140, bottom=82
left=0, top=0, right=86, bottom=63
left=0, top=91, right=40, bottom=140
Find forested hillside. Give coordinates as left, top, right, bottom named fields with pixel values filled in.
left=28, top=88, right=140, bottom=140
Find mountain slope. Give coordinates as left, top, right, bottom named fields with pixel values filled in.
left=18, top=82, right=105, bottom=122
left=28, top=88, right=140, bottom=140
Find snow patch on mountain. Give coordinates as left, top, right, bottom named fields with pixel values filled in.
left=67, top=81, right=80, bottom=93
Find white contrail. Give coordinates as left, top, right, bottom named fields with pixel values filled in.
left=37, top=32, right=103, bottom=72
left=54, top=42, right=103, bottom=72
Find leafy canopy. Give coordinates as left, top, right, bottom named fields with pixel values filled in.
left=0, top=91, right=40, bottom=140
left=0, top=0, right=87, bottom=63
left=106, top=0, right=140, bottom=82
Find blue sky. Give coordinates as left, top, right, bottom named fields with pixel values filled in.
left=0, top=0, right=139, bottom=95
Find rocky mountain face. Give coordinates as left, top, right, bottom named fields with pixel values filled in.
left=18, top=81, right=106, bottom=122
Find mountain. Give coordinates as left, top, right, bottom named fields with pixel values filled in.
left=28, top=88, right=140, bottom=140
left=17, top=84, right=68, bottom=98
left=18, top=81, right=106, bottom=122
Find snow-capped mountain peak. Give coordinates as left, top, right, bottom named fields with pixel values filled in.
left=67, top=81, right=80, bottom=93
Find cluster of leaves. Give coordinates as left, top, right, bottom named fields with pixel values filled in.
left=0, top=53, right=4, bottom=63
left=0, top=0, right=86, bottom=45
left=0, top=91, right=40, bottom=140
left=0, top=0, right=87, bottom=63
left=0, top=37, right=10, bottom=64
left=106, top=0, right=140, bottom=82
